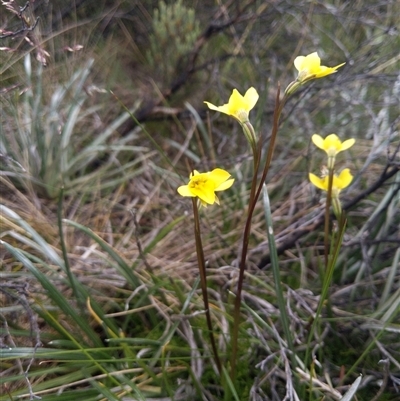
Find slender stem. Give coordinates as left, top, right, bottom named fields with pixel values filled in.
left=229, top=159, right=259, bottom=379
left=191, top=198, right=222, bottom=375
left=256, top=89, right=297, bottom=371
left=305, top=167, right=335, bottom=375
left=254, top=87, right=288, bottom=205
left=305, top=213, right=347, bottom=372
left=324, top=168, right=334, bottom=266
left=229, top=131, right=261, bottom=374
left=230, top=86, right=286, bottom=379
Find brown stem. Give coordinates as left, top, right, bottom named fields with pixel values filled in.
left=191, top=198, right=222, bottom=375
left=230, top=85, right=285, bottom=379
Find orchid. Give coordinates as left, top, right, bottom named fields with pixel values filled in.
left=204, top=87, right=259, bottom=124
left=177, top=168, right=234, bottom=207
left=309, top=168, right=353, bottom=198
left=312, top=134, right=355, bottom=157
left=312, top=134, right=355, bottom=168
left=294, top=52, right=345, bottom=83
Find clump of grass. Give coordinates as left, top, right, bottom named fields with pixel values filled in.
left=1, top=53, right=148, bottom=200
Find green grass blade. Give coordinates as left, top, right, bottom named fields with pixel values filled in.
left=222, top=366, right=241, bottom=401
left=262, top=184, right=295, bottom=364
left=1, top=204, right=63, bottom=267
left=340, top=375, right=362, bottom=401
left=0, top=240, right=102, bottom=346
left=63, top=219, right=142, bottom=289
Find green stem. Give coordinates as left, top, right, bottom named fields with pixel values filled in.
left=305, top=166, right=337, bottom=390
left=191, top=198, right=222, bottom=375
left=304, top=213, right=347, bottom=376
left=324, top=168, right=334, bottom=266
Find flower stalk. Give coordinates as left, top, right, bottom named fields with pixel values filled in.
left=191, top=197, right=222, bottom=375
left=230, top=86, right=297, bottom=379
left=177, top=168, right=234, bottom=375
left=306, top=131, right=355, bottom=371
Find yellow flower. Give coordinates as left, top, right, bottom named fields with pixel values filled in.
left=177, top=168, right=234, bottom=207
left=294, top=52, right=345, bottom=83
left=309, top=168, right=353, bottom=198
left=204, top=87, right=259, bottom=123
left=312, top=134, right=355, bottom=169
left=312, top=134, right=355, bottom=157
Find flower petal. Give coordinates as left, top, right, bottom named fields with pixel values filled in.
left=313, top=62, right=345, bottom=78
left=208, top=168, right=232, bottom=187
left=324, top=134, right=342, bottom=153
left=215, top=178, right=234, bottom=192
left=204, top=101, right=230, bottom=115
left=311, top=134, right=324, bottom=149
left=340, top=138, right=356, bottom=151
left=337, top=168, right=353, bottom=189
left=190, top=187, right=216, bottom=205
left=294, top=52, right=320, bottom=73
left=177, top=185, right=195, bottom=197
left=243, top=87, right=259, bottom=111
left=203, top=101, right=219, bottom=111
left=228, top=89, right=243, bottom=108
left=294, top=55, right=306, bottom=72
left=309, top=173, right=327, bottom=191
left=324, top=133, right=340, bottom=145
left=306, top=52, right=322, bottom=73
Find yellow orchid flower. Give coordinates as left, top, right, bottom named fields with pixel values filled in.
left=309, top=168, right=353, bottom=198
left=204, top=87, right=259, bottom=124
left=312, top=134, right=355, bottom=169
left=309, top=168, right=353, bottom=218
left=177, top=168, right=234, bottom=207
left=312, top=134, right=355, bottom=157
left=294, top=52, right=345, bottom=83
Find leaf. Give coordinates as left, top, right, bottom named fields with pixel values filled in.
left=340, top=375, right=362, bottom=401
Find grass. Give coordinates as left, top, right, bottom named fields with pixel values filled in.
left=1, top=0, right=400, bottom=400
